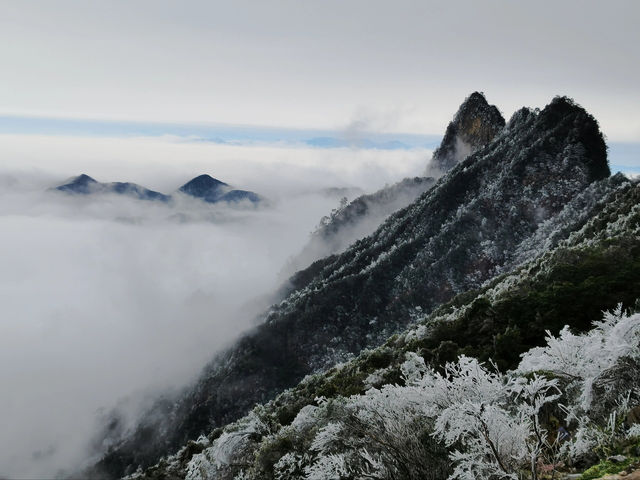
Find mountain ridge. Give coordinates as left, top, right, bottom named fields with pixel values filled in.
left=155, top=175, right=640, bottom=480
left=286, top=92, right=505, bottom=275
left=55, top=174, right=171, bottom=202
left=89, top=94, right=614, bottom=478
left=53, top=173, right=263, bottom=205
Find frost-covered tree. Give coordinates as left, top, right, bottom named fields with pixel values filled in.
left=414, top=356, right=560, bottom=480
left=186, top=408, right=276, bottom=480
left=518, top=307, right=640, bottom=462
left=302, top=353, right=559, bottom=480
left=518, top=306, right=640, bottom=412
left=302, top=387, right=448, bottom=480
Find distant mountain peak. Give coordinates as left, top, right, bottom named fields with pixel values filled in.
left=186, top=174, right=228, bottom=187
left=218, top=189, right=262, bottom=204
left=55, top=174, right=99, bottom=194
left=178, top=174, right=263, bottom=205
left=71, top=173, right=97, bottom=184
left=53, top=173, right=264, bottom=206
left=178, top=174, right=230, bottom=202
left=429, top=91, right=506, bottom=174
left=54, top=174, right=170, bottom=201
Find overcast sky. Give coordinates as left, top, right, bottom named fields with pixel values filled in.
left=1, top=0, right=639, bottom=140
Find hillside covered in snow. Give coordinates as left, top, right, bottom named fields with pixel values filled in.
left=88, top=94, right=640, bottom=480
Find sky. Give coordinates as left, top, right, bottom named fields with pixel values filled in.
left=1, top=0, right=639, bottom=142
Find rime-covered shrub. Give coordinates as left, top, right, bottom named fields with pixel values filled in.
left=415, top=357, right=560, bottom=479
left=186, top=409, right=276, bottom=480
left=296, top=354, right=557, bottom=480
left=518, top=307, right=640, bottom=412
left=518, top=307, right=640, bottom=464
left=297, top=392, right=447, bottom=479
left=294, top=309, right=640, bottom=480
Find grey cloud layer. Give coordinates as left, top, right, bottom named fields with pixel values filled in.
left=0, top=137, right=429, bottom=477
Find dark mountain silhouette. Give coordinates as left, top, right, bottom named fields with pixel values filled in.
left=178, top=174, right=229, bottom=202
left=55, top=174, right=170, bottom=202
left=178, top=174, right=262, bottom=204
left=53, top=173, right=263, bottom=205
left=217, top=189, right=262, bottom=203
left=55, top=174, right=99, bottom=194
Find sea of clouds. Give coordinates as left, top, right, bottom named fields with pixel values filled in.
left=0, top=134, right=430, bottom=477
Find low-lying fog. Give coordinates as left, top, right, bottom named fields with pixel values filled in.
left=0, top=134, right=430, bottom=478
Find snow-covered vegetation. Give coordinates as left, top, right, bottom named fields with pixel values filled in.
left=518, top=306, right=640, bottom=411
left=97, top=96, right=640, bottom=479
left=123, top=174, right=640, bottom=480
left=172, top=308, right=639, bottom=480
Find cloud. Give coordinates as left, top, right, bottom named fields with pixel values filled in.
left=0, top=134, right=430, bottom=477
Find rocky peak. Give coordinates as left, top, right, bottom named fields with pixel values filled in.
left=506, top=107, right=535, bottom=130
left=55, top=174, right=98, bottom=194
left=429, top=91, right=505, bottom=174
left=72, top=174, right=97, bottom=184
left=178, top=174, right=230, bottom=202
left=537, top=96, right=609, bottom=181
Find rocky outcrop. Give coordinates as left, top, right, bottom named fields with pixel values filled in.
left=429, top=91, right=505, bottom=174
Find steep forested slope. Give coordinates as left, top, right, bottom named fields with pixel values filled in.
left=91, top=96, right=614, bottom=478
left=134, top=175, right=640, bottom=480
left=286, top=176, right=436, bottom=274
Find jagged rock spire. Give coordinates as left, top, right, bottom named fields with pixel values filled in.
left=429, top=91, right=505, bottom=174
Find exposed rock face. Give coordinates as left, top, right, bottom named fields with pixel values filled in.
left=90, top=96, right=610, bottom=478
left=429, top=91, right=505, bottom=174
